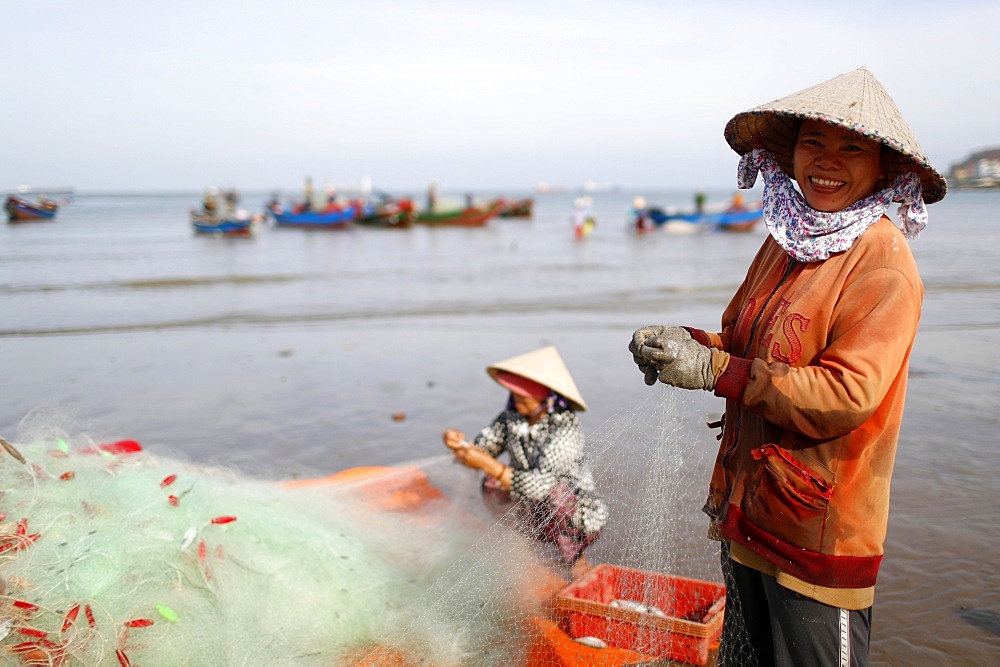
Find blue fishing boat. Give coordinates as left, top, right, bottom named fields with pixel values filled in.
left=646, top=201, right=763, bottom=234
left=190, top=211, right=257, bottom=236
left=6, top=195, right=59, bottom=222
left=268, top=203, right=357, bottom=229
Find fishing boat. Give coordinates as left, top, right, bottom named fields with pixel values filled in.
left=415, top=199, right=503, bottom=227
left=354, top=195, right=416, bottom=229
left=268, top=202, right=356, bottom=229
left=5, top=195, right=59, bottom=222
left=647, top=201, right=763, bottom=234
left=498, top=197, right=534, bottom=218
left=718, top=214, right=761, bottom=232
left=189, top=211, right=258, bottom=237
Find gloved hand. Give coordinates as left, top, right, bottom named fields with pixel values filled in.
left=639, top=335, right=716, bottom=391
left=629, top=326, right=692, bottom=385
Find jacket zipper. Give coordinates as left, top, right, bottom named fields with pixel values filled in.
left=720, top=256, right=799, bottom=487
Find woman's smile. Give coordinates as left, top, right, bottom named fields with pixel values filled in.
left=810, top=176, right=846, bottom=189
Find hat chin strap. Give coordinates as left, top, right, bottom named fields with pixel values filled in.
left=737, top=149, right=928, bottom=262
left=528, top=401, right=549, bottom=419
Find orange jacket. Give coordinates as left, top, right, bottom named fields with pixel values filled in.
left=691, top=217, right=922, bottom=588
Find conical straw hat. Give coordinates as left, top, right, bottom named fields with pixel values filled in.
left=724, top=67, right=946, bottom=204
left=486, top=346, right=587, bottom=411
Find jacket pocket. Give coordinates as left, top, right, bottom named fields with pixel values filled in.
left=743, top=444, right=833, bottom=551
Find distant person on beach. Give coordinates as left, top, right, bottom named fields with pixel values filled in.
left=571, top=197, right=596, bottom=239
left=571, top=198, right=587, bottom=238
left=202, top=187, right=219, bottom=216
left=265, top=192, right=282, bottom=216
left=694, top=190, right=707, bottom=213
left=426, top=181, right=437, bottom=213
left=223, top=188, right=239, bottom=215
left=302, top=177, right=314, bottom=213
left=582, top=196, right=596, bottom=233
left=726, top=192, right=745, bottom=212
left=631, top=196, right=652, bottom=234
left=628, top=67, right=946, bottom=665
left=443, top=346, right=608, bottom=576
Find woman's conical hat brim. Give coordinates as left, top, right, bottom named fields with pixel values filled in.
left=486, top=346, right=587, bottom=411
left=724, top=67, right=947, bottom=204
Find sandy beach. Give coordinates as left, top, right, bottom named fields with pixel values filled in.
left=2, top=189, right=998, bottom=663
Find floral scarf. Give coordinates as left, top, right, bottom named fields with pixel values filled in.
left=738, top=149, right=928, bottom=262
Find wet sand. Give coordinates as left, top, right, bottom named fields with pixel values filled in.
left=2, top=189, right=998, bottom=663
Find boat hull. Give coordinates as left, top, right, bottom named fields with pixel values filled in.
left=714, top=208, right=763, bottom=232
left=190, top=212, right=255, bottom=236
left=270, top=206, right=355, bottom=228
left=649, top=205, right=762, bottom=233
left=355, top=204, right=415, bottom=229
left=498, top=198, right=534, bottom=218
left=415, top=201, right=502, bottom=227
left=6, top=195, right=58, bottom=222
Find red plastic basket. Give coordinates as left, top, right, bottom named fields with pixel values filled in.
left=552, top=563, right=725, bottom=665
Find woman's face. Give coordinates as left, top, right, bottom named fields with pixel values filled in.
left=511, top=392, right=543, bottom=417
left=793, top=120, right=885, bottom=212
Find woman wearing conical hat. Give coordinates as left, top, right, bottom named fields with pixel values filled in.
left=443, top=346, right=607, bottom=573
left=628, top=67, right=946, bottom=665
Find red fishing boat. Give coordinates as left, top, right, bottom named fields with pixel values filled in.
left=414, top=200, right=503, bottom=227
left=354, top=194, right=416, bottom=229
left=498, top=197, right=535, bottom=218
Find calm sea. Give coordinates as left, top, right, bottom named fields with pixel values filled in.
left=2, top=188, right=998, bottom=664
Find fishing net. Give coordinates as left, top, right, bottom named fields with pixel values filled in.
left=354, top=390, right=758, bottom=666
left=0, top=390, right=756, bottom=666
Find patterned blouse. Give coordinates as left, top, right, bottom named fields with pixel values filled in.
left=474, top=409, right=608, bottom=535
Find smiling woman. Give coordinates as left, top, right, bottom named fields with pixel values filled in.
left=628, top=66, right=949, bottom=666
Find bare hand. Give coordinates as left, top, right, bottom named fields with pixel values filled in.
left=442, top=429, right=468, bottom=452
left=444, top=429, right=485, bottom=469
left=453, top=444, right=492, bottom=469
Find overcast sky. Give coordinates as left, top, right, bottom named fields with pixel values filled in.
left=3, top=1, right=997, bottom=193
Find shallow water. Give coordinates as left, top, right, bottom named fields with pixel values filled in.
left=2, top=188, right=998, bottom=664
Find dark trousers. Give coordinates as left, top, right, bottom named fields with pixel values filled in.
left=719, top=544, right=872, bottom=666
